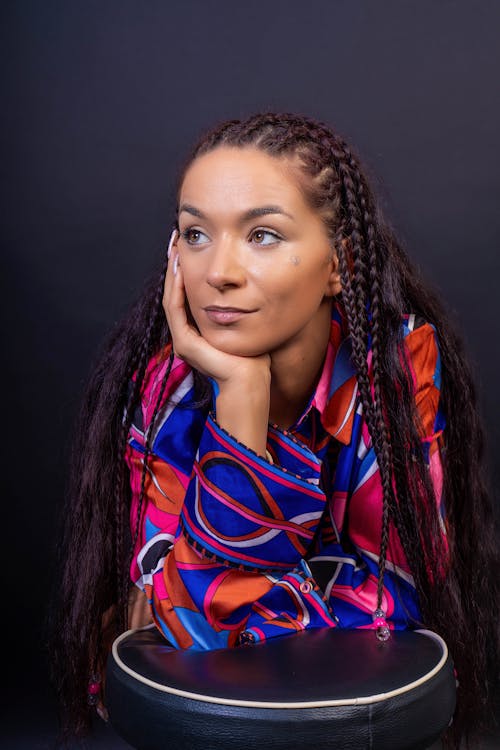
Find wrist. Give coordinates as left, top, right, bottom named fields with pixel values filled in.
left=215, top=355, right=271, bottom=393
left=217, top=369, right=270, bottom=402
left=214, top=376, right=270, bottom=458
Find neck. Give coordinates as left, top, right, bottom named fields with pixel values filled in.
left=268, top=302, right=332, bottom=430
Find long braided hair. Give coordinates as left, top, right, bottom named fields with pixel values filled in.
left=47, top=112, right=499, bottom=747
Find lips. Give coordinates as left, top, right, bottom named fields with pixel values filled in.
left=203, top=306, right=256, bottom=324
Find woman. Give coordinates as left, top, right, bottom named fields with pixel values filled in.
left=48, top=112, right=499, bottom=747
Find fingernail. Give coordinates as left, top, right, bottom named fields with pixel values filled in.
left=173, top=254, right=179, bottom=276
left=167, top=229, right=178, bottom=259
left=97, top=706, right=109, bottom=722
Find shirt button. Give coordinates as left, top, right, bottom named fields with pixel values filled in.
left=239, top=630, right=255, bottom=645
left=300, top=581, right=312, bottom=594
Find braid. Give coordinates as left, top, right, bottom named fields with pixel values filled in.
left=326, top=141, right=395, bottom=623
left=336, top=232, right=394, bottom=621
left=116, top=258, right=171, bottom=633
left=356, top=168, right=392, bottom=608
left=86, top=259, right=170, bottom=680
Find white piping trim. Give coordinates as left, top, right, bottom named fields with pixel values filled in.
left=361, top=548, right=416, bottom=587
left=111, top=627, right=449, bottom=709
left=332, top=383, right=358, bottom=438
left=150, top=372, right=194, bottom=444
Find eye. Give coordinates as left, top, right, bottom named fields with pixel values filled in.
left=181, top=228, right=210, bottom=245
left=250, top=229, right=282, bottom=246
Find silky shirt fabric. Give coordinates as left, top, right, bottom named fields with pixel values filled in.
left=125, top=301, right=446, bottom=650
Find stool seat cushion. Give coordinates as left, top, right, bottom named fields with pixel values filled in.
left=106, top=625, right=456, bottom=750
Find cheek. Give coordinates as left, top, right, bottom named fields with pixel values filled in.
left=263, top=262, right=327, bottom=308
left=176, top=271, right=205, bottom=332
left=179, top=263, right=201, bottom=305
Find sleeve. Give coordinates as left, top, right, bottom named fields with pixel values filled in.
left=145, top=411, right=339, bottom=650
left=124, top=349, right=335, bottom=650
left=125, top=345, right=203, bottom=592
left=311, top=321, right=447, bottom=633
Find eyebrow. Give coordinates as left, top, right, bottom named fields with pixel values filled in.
left=178, top=203, right=295, bottom=223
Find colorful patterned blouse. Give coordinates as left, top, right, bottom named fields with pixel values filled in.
left=125, top=302, right=446, bottom=650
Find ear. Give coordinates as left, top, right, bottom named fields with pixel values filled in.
left=324, top=249, right=342, bottom=297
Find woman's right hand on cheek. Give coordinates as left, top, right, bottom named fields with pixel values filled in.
left=162, top=237, right=270, bottom=390
left=162, top=232, right=271, bottom=457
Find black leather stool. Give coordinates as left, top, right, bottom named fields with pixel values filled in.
left=106, top=624, right=456, bottom=750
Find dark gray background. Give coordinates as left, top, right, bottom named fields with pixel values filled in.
left=1, top=1, right=499, bottom=747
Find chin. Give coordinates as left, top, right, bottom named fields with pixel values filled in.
left=203, top=331, right=269, bottom=358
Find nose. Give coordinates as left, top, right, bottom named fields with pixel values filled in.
left=205, top=237, right=246, bottom=290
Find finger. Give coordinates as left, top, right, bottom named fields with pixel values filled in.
left=128, top=587, right=154, bottom=629
left=164, top=254, right=203, bottom=357
left=166, top=260, right=223, bottom=374
left=162, top=249, right=240, bottom=379
left=164, top=252, right=190, bottom=333
left=96, top=700, right=109, bottom=722
left=167, top=227, right=178, bottom=259
left=166, top=257, right=209, bottom=353
left=162, top=229, right=179, bottom=310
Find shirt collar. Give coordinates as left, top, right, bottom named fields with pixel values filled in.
left=292, top=301, right=358, bottom=445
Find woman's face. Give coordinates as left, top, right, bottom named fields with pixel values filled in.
left=175, top=146, right=341, bottom=358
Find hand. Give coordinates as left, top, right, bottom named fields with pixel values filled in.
left=162, top=231, right=271, bottom=389
left=94, top=602, right=116, bottom=723
left=94, top=588, right=154, bottom=722
left=162, top=230, right=271, bottom=456
left=128, top=585, right=154, bottom=630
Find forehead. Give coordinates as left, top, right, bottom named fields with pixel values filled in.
left=179, top=146, right=307, bottom=211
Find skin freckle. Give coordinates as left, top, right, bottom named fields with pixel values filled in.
left=289, top=255, right=301, bottom=266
